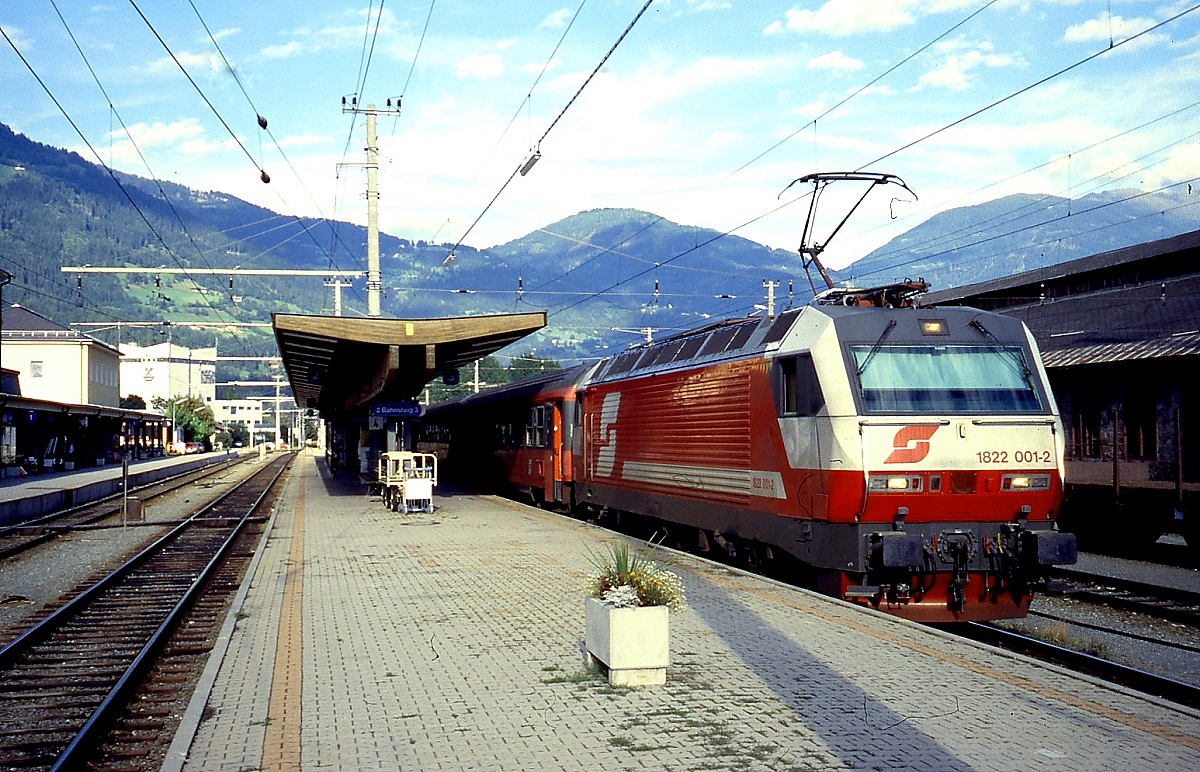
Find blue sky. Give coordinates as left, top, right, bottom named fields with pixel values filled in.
left=3, top=1, right=1199, bottom=269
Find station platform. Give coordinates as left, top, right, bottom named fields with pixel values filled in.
left=0, top=451, right=238, bottom=525
left=166, top=452, right=1200, bottom=771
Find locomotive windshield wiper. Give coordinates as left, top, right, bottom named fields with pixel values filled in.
left=968, top=318, right=1034, bottom=385
left=856, top=319, right=897, bottom=377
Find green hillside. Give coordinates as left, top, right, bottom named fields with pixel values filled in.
left=3, top=120, right=1197, bottom=371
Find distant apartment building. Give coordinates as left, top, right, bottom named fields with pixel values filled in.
left=119, top=341, right=217, bottom=406
left=0, top=304, right=121, bottom=406
left=211, top=399, right=263, bottom=431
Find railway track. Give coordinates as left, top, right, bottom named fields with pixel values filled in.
left=1051, top=566, right=1200, bottom=626
left=0, top=453, right=248, bottom=562
left=0, top=452, right=294, bottom=770
left=960, top=621, right=1200, bottom=709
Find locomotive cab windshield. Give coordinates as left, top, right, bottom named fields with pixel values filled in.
left=850, top=343, right=1046, bottom=414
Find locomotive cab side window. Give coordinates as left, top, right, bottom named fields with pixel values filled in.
left=777, top=354, right=825, bottom=417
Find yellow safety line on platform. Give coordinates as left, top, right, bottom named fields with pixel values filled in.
left=263, top=463, right=306, bottom=770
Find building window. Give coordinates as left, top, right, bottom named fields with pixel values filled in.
left=30, top=361, right=44, bottom=378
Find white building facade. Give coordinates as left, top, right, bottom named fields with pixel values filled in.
left=211, top=399, right=264, bottom=431
left=119, top=342, right=217, bottom=406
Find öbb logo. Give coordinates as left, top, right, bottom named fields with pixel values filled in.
left=884, top=425, right=939, bottom=464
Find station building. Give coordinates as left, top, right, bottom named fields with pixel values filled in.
left=924, top=228, right=1200, bottom=545
left=0, top=305, right=120, bottom=406
left=0, top=305, right=169, bottom=476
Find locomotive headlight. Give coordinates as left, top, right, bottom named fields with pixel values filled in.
left=1002, top=473, right=1051, bottom=491
left=868, top=474, right=924, bottom=492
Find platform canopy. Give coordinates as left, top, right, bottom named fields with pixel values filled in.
left=272, top=312, right=546, bottom=417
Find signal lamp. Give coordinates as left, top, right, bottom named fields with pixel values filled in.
left=920, top=319, right=949, bottom=335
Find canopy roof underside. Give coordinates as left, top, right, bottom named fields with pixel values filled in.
left=272, top=312, right=546, bottom=416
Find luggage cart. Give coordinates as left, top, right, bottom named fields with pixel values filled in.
left=377, top=451, right=438, bottom=513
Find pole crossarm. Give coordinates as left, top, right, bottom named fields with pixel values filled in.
left=62, top=267, right=364, bottom=277
left=216, top=356, right=283, bottom=362
left=75, top=321, right=273, bottom=328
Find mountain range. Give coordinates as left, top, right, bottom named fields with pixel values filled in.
left=2, top=121, right=1197, bottom=369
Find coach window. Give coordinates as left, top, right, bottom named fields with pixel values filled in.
left=525, top=405, right=550, bottom=448
left=778, top=354, right=824, bottom=416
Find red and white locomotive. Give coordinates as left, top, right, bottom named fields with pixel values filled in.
left=426, top=283, right=1076, bottom=623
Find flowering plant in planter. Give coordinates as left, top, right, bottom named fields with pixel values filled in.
left=585, top=538, right=686, bottom=612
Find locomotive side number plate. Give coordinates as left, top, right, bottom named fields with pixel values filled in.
left=976, top=450, right=1053, bottom=464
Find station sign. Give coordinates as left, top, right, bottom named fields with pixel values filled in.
left=370, top=401, right=425, bottom=418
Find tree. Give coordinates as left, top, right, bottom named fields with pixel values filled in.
left=152, top=395, right=219, bottom=444
left=508, top=354, right=561, bottom=382
left=120, top=394, right=147, bottom=409
left=215, top=423, right=250, bottom=448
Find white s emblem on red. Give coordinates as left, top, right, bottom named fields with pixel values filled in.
left=885, top=425, right=939, bottom=464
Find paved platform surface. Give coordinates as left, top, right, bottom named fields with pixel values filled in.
left=0, top=451, right=230, bottom=497
left=0, top=451, right=238, bottom=525
left=167, top=452, right=1200, bottom=771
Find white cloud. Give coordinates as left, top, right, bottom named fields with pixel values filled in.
left=0, top=24, right=33, bottom=51
left=260, top=41, right=304, bottom=60
left=522, top=56, right=561, bottom=75
left=109, top=119, right=206, bottom=150
left=274, top=133, right=333, bottom=149
left=1139, top=141, right=1200, bottom=190
left=764, top=0, right=993, bottom=37
left=455, top=54, right=505, bottom=80
left=791, top=101, right=828, bottom=120
left=1063, top=15, right=1156, bottom=43
left=913, top=42, right=1020, bottom=91
left=766, top=1, right=916, bottom=36
left=98, top=119, right=235, bottom=169
left=541, top=9, right=572, bottom=29
left=808, top=50, right=864, bottom=72
left=141, top=51, right=214, bottom=76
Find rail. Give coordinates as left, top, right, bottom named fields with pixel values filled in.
left=959, top=622, right=1200, bottom=709
left=0, top=452, right=294, bottom=770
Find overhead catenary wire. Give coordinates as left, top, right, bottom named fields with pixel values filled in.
left=722, top=0, right=1001, bottom=182
left=126, top=0, right=270, bottom=184
left=49, top=1, right=217, bottom=275
left=444, top=0, right=655, bottom=263
left=184, top=0, right=367, bottom=292
left=852, top=179, right=1200, bottom=286
left=856, top=3, right=1200, bottom=172
left=536, top=2, right=1200, bottom=324
left=845, top=106, right=1200, bottom=283
left=0, top=22, right=242, bottom=331
left=425, top=0, right=586, bottom=223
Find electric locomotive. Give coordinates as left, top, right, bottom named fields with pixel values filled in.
left=426, top=283, right=1077, bottom=623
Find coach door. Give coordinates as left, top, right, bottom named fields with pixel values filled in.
left=551, top=400, right=565, bottom=502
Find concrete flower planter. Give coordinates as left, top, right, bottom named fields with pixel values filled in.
left=584, top=596, right=669, bottom=686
